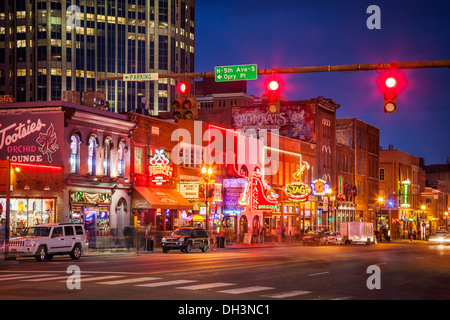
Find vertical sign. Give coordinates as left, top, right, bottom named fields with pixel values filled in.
left=0, top=160, right=10, bottom=258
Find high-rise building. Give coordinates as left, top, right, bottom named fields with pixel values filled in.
left=0, top=0, right=195, bottom=114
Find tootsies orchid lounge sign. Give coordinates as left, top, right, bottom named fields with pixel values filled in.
left=0, top=112, right=64, bottom=166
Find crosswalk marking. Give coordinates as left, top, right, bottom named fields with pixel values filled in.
left=218, top=286, right=274, bottom=295
left=0, top=274, right=55, bottom=281
left=136, top=280, right=197, bottom=288
left=261, top=290, right=313, bottom=298
left=96, top=277, right=161, bottom=285
left=60, top=275, right=126, bottom=282
left=0, top=274, right=25, bottom=279
left=176, top=282, right=236, bottom=290
left=23, top=275, right=93, bottom=282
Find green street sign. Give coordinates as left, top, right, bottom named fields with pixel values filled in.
left=123, top=73, right=159, bottom=81
left=215, top=64, right=258, bottom=82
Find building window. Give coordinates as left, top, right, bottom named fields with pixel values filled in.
left=134, top=146, right=146, bottom=174
left=88, top=136, right=98, bottom=176
left=379, top=168, right=385, bottom=181
left=117, top=140, right=126, bottom=178
left=103, top=137, right=112, bottom=177
left=70, top=134, right=81, bottom=174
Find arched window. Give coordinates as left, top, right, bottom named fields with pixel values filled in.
left=117, top=140, right=127, bottom=178
left=240, top=165, right=249, bottom=177
left=70, top=134, right=81, bottom=174
left=103, top=137, right=112, bottom=177
left=88, top=135, right=98, bottom=176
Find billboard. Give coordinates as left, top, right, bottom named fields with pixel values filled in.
left=232, top=104, right=316, bottom=142
left=0, top=112, right=64, bottom=166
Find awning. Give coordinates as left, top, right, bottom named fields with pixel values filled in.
left=132, top=187, right=193, bottom=210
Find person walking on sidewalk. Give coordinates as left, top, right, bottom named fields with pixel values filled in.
left=277, top=225, right=284, bottom=243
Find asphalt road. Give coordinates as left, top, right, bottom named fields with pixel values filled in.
left=0, top=241, right=448, bottom=302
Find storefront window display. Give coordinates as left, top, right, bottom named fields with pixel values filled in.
left=0, top=198, right=56, bottom=238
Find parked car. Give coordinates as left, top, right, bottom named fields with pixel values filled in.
left=161, top=227, right=209, bottom=253
left=324, top=231, right=344, bottom=245
left=302, top=231, right=326, bottom=246
left=428, top=230, right=448, bottom=244
left=1, top=223, right=88, bottom=261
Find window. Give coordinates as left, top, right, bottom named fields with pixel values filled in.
left=52, top=227, right=63, bottom=238
left=88, top=136, right=97, bottom=176
left=64, top=226, right=74, bottom=236
left=103, top=138, right=112, bottom=176
left=70, top=134, right=80, bottom=174
left=134, top=146, right=146, bottom=174
left=75, top=226, right=84, bottom=235
left=379, top=168, right=385, bottom=181
left=117, top=140, right=126, bottom=178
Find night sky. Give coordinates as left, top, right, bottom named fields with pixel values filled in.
left=195, top=0, right=450, bottom=165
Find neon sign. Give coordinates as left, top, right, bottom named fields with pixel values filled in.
left=284, top=162, right=312, bottom=202
left=251, top=172, right=279, bottom=211
left=148, top=149, right=173, bottom=185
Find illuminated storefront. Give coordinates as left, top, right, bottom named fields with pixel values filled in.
left=0, top=197, right=56, bottom=238
left=69, top=190, right=112, bottom=247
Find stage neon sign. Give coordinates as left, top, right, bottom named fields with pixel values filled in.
left=284, top=161, right=312, bottom=202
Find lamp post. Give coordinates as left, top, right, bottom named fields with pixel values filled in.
left=202, top=166, right=213, bottom=234
left=420, top=205, right=426, bottom=240
left=445, top=210, right=449, bottom=232
left=377, top=197, right=384, bottom=242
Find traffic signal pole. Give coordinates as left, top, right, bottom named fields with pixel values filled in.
left=97, top=59, right=450, bottom=81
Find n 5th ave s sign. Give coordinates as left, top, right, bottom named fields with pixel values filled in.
left=215, top=64, right=258, bottom=82
left=123, top=73, right=159, bottom=81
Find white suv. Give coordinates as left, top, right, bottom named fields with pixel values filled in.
left=4, top=223, right=88, bottom=261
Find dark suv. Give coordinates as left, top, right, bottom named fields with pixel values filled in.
left=161, top=227, right=209, bottom=253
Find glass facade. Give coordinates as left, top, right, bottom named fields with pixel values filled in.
left=0, top=0, right=195, bottom=115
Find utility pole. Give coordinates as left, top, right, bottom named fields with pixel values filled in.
left=98, top=59, right=450, bottom=81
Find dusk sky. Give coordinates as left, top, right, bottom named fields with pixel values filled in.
left=195, top=0, right=450, bottom=165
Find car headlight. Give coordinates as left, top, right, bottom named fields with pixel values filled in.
left=161, top=238, right=167, bottom=242
left=27, top=243, right=37, bottom=247
left=178, top=237, right=186, bottom=243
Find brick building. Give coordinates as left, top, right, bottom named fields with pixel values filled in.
left=336, top=118, right=379, bottom=225
left=0, top=101, right=136, bottom=248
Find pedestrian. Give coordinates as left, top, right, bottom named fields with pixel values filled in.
left=0, top=218, right=5, bottom=243
left=277, top=225, right=283, bottom=243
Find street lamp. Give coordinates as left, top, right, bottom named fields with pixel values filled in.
left=445, top=210, right=449, bottom=232
left=420, top=205, right=426, bottom=240
left=201, top=166, right=213, bottom=234
left=377, top=197, right=384, bottom=242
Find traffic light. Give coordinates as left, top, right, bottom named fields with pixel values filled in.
left=384, top=76, right=397, bottom=113
left=172, top=81, right=198, bottom=121
left=266, top=79, right=281, bottom=114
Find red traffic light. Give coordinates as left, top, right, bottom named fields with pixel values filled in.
left=176, top=81, right=189, bottom=95
left=268, top=80, right=280, bottom=92
left=385, top=77, right=397, bottom=88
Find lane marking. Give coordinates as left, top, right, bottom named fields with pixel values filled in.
left=0, top=274, right=25, bottom=279
left=261, top=290, right=312, bottom=298
left=0, top=274, right=55, bottom=281
left=218, top=286, right=274, bottom=295
left=23, top=275, right=94, bottom=282
left=61, top=275, right=126, bottom=282
left=176, top=282, right=236, bottom=290
left=136, top=280, right=197, bottom=288
left=97, top=277, right=161, bottom=285
left=308, top=272, right=330, bottom=277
